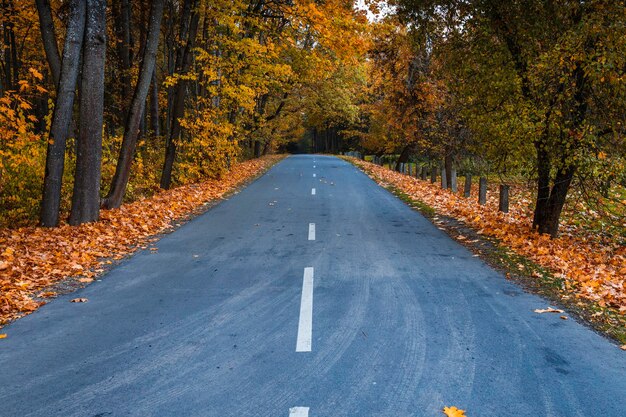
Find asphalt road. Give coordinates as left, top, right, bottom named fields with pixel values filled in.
left=1, top=155, right=625, bottom=417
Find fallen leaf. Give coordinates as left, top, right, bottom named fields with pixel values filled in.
left=70, top=298, right=88, bottom=303
left=38, top=291, right=57, bottom=298
left=620, top=345, right=626, bottom=351
left=0, top=261, right=9, bottom=270
left=443, top=406, right=466, bottom=417
left=560, top=316, right=568, bottom=320
left=534, top=307, right=565, bottom=314
left=78, top=278, right=93, bottom=283
left=0, top=334, right=6, bottom=339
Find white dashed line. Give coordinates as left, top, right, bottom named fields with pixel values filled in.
left=296, top=267, right=314, bottom=352
left=289, top=407, right=309, bottom=417
left=313, top=174, right=316, bottom=178
left=308, top=223, right=315, bottom=241
left=311, top=188, right=316, bottom=195
left=313, top=165, right=316, bottom=168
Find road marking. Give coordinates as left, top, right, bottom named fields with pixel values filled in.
left=289, top=407, right=309, bottom=417
left=296, top=267, right=314, bottom=352
left=311, top=188, right=316, bottom=195
left=308, top=223, right=315, bottom=241
left=313, top=165, right=316, bottom=168
left=313, top=173, right=316, bottom=178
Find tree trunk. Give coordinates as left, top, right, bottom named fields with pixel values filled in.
left=394, top=145, right=411, bottom=171
left=40, top=0, right=86, bottom=227
left=35, top=0, right=61, bottom=87
left=103, top=0, right=165, bottom=209
left=69, top=0, right=106, bottom=225
left=113, top=0, right=132, bottom=112
left=537, top=166, right=576, bottom=237
left=150, top=67, right=160, bottom=136
left=1, top=0, right=17, bottom=92
left=254, top=140, right=262, bottom=158
left=533, top=62, right=586, bottom=237
left=159, top=0, right=199, bottom=189
left=532, top=142, right=551, bottom=229
left=444, top=153, right=453, bottom=189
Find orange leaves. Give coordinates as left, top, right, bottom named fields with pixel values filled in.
left=0, top=156, right=284, bottom=327
left=443, top=406, right=467, bottom=417
left=352, top=159, right=626, bottom=313
left=0, top=334, right=6, bottom=339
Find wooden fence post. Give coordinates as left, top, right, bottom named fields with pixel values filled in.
left=451, top=168, right=458, bottom=193
left=441, top=166, right=447, bottom=189
left=499, top=184, right=510, bottom=213
left=479, top=177, right=487, bottom=205
left=464, top=174, right=472, bottom=197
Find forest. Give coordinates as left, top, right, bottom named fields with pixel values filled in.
left=0, top=0, right=624, bottom=238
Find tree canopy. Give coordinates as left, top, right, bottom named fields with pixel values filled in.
left=0, top=0, right=624, bottom=237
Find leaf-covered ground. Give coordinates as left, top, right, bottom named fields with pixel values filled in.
left=350, top=159, right=626, bottom=325
left=0, top=155, right=284, bottom=326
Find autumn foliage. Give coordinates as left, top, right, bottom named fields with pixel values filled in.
left=0, top=0, right=368, bottom=227
left=0, top=155, right=283, bottom=325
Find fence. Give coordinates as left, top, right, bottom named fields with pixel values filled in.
left=363, top=155, right=510, bottom=213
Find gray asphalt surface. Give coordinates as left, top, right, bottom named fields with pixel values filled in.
left=1, top=155, right=625, bottom=417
